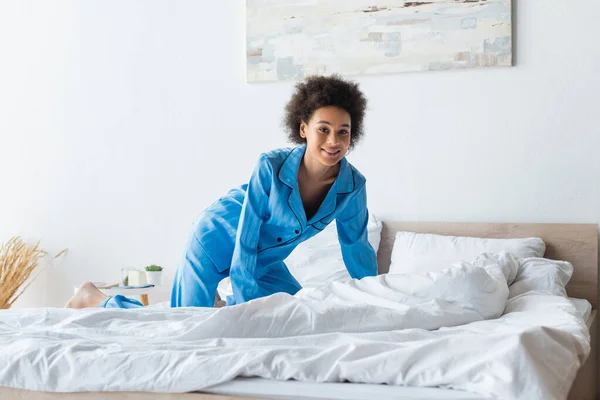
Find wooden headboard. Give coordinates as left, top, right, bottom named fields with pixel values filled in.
left=377, top=222, right=599, bottom=308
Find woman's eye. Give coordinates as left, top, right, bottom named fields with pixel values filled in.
left=319, top=127, right=329, bottom=133
left=339, top=130, right=349, bottom=135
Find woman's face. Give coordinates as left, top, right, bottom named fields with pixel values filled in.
left=300, top=106, right=351, bottom=168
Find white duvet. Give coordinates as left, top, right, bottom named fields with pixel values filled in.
left=0, top=252, right=590, bottom=400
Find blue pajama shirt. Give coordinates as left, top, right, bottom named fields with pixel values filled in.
left=101, top=145, right=377, bottom=309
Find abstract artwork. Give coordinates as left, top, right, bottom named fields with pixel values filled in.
left=246, top=0, right=512, bottom=82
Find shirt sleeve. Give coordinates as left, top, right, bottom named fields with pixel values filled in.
left=228, top=154, right=272, bottom=305
left=335, top=183, right=378, bottom=279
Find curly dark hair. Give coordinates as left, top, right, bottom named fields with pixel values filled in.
left=283, top=75, right=367, bottom=149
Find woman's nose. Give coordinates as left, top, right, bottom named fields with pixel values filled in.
left=327, top=132, right=339, bottom=145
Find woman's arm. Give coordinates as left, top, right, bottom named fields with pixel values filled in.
left=335, top=184, right=378, bottom=279
left=228, top=154, right=272, bottom=305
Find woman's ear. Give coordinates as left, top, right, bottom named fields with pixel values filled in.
left=299, top=120, right=307, bottom=138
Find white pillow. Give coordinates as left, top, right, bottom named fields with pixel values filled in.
left=389, top=231, right=546, bottom=275
left=509, top=257, right=573, bottom=299
left=217, top=213, right=382, bottom=299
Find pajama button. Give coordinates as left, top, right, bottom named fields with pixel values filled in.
left=277, top=237, right=282, bottom=242
left=295, top=230, right=299, bottom=234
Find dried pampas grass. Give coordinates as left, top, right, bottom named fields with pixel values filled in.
left=0, top=237, right=48, bottom=309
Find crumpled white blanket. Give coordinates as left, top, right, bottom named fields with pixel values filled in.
left=0, top=252, right=590, bottom=399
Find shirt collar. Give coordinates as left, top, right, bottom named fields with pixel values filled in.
left=277, top=144, right=355, bottom=194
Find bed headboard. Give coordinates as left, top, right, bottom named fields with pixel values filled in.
left=377, top=222, right=599, bottom=308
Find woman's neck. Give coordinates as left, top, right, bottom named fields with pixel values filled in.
left=300, top=154, right=339, bottom=184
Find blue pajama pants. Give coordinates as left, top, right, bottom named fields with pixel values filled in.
left=100, top=228, right=301, bottom=309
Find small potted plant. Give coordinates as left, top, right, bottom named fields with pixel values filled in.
left=144, top=265, right=163, bottom=286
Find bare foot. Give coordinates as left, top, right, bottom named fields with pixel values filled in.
left=65, top=282, right=109, bottom=308
left=214, top=300, right=226, bottom=308
left=213, top=291, right=226, bottom=308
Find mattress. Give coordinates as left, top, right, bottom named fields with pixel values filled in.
left=201, top=297, right=592, bottom=400
left=203, top=377, right=486, bottom=400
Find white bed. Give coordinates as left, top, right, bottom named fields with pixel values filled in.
left=0, top=222, right=597, bottom=400
left=202, top=297, right=592, bottom=400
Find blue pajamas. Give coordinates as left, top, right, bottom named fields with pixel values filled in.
left=101, top=145, right=377, bottom=309
left=99, top=295, right=143, bottom=308
left=170, top=235, right=229, bottom=307
left=104, top=232, right=302, bottom=309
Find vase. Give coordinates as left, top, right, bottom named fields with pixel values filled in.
left=145, top=271, right=163, bottom=286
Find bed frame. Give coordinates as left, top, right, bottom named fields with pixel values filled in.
left=2, top=222, right=597, bottom=400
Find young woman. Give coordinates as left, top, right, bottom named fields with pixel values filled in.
left=66, top=75, right=377, bottom=309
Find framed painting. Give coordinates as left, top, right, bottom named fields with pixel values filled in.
left=246, top=0, right=512, bottom=82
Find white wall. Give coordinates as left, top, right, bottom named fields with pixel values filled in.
left=0, top=1, right=598, bottom=307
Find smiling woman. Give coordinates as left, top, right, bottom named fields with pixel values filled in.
left=284, top=75, right=367, bottom=150
left=65, top=74, right=377, bottom=311
left=284, top=75, right=368, bottom=221
left=297, top=105, right=353, bottom=221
